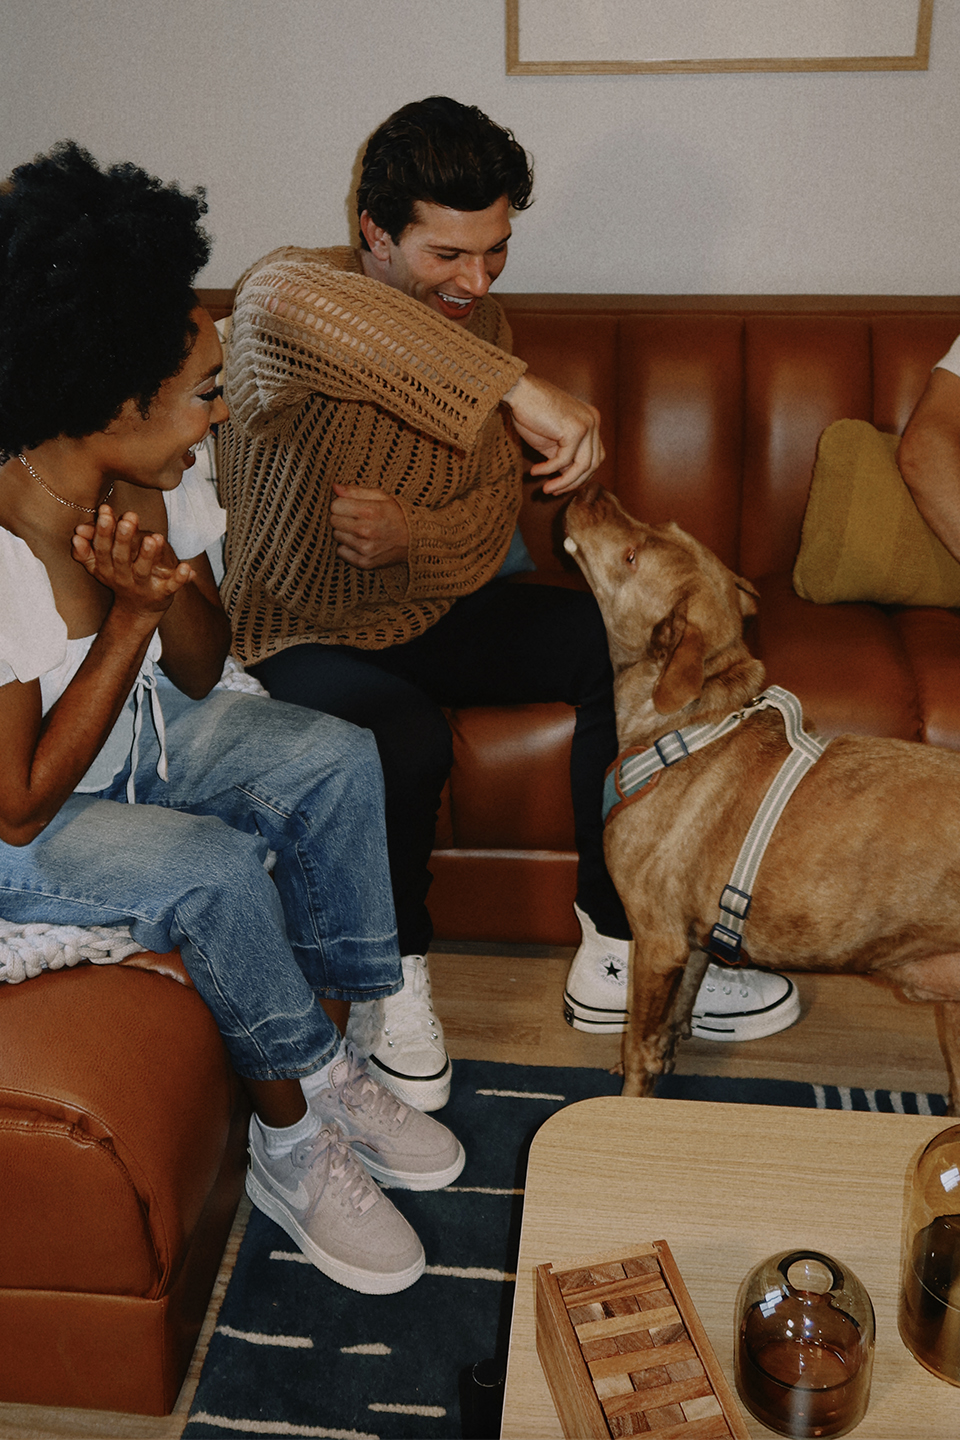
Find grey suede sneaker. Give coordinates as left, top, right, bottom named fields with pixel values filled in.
left=310, top=1044, right=465, bottom=1191
left=246, top=1118, right=424, bottom=1294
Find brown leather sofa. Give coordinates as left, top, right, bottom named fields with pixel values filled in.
left=3, top=293, right=960, bottom=1415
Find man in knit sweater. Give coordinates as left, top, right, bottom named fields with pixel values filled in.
left=217, top=98, right=799, bottom=1110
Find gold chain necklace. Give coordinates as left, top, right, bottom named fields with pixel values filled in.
left=17, top=453, right=114, bottom=515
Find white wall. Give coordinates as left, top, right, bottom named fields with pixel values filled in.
left=1, top=0, right=958, bottom=294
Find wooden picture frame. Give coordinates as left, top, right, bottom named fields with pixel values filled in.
left=506, top=0, right=933, bottom=75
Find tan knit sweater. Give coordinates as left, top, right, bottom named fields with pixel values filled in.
left=217, top=246, right=527, bottom=659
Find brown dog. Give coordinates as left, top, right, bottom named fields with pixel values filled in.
left=563, top=484, right=960, bottom=1110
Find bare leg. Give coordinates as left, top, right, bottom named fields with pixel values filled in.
left=321, top=997, right=350, bottom=1036
left=245, top=1077, right=308, bottom=1129
left=244, top=1002, right=349, bottom=1127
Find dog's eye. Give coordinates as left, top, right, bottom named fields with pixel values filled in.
left=625, top=548, right=636, bottom=566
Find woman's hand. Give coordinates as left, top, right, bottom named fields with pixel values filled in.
left=74, top=505, right=230, bottom=699
left=72, top=506, right=196, bottom=616
left=2, top=506, right=196, bottom=847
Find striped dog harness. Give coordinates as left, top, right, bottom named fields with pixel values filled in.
left=602, top=686, right=826, bottom=965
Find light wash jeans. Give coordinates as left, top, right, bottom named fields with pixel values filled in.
left=0, top=684, right=401, bottom=1081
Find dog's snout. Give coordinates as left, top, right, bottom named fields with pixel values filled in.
left=568, top=480, right=606, bottom=512
left=566, top=482, right=612, bottom=532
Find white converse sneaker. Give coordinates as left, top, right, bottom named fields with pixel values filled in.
left=564, top=907, right=801, bottom=1044
left=245, top=1119, right=425, bottom=1294
left=562, top=904, right=630, bottom=1033
left=691, top=963, right=801, bottom=1041
left=345, top=954, right=452, bottom=1111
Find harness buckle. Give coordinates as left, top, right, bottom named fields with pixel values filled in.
left=655, top=731, right=690, bottom=767
left=719, top=884, right=752, bottom=921
left=707, top=923, right=743, bottom=964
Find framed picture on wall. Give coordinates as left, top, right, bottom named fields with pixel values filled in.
left=505, top=0, right=933, bottom=74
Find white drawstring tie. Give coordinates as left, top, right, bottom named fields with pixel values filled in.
left=125, top=666, right=169, bottom=803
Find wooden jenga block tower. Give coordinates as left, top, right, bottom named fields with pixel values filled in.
left=536, top=1240, right=749, bottom=1439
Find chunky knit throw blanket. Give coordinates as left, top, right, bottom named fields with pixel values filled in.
left=0, top=921, right=141, bottom=984
left=217, top=246, right=527, bottom=660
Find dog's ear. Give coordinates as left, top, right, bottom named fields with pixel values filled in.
left=735, top=577, right=759, bottom=618
left=651, top=604, right=707, bottom=714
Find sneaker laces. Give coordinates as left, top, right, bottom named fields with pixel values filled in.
left=702, top=964, right=763, bottom=999
left=329, top=1044, right=409, bottom=1130
left=382, top=955, right=441, bottom=1044
left=292, top=1123, right=379, bottom=1221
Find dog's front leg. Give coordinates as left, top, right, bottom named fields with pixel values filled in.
left=936, top=1001, right=960, bottom=1117
left=621, top=931, right=690, bottom=1098
left=672, top=948, right=709, bottom=1040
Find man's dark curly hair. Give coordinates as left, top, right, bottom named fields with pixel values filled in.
left=356, top=96, right=533, bottom=247
left=0, top=140, right=210, bottom=452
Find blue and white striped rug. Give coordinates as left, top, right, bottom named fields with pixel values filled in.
left=185, top=1062, right=948, bottom=1440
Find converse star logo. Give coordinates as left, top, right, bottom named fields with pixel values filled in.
left=604, top=961, right=623, bottom=978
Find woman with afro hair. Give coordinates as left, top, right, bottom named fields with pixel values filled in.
left=0, top=141, right=463, bottom=1295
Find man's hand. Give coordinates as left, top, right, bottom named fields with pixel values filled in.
left=330, top=484, right=410, bottom=568
left=501, top=372, right=604, bottom=494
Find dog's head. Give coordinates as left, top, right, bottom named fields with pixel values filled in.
left=564, top=485, right=762, bottom=719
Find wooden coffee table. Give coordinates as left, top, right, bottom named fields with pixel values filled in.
left=500, top=1097, right=959, bottom=1439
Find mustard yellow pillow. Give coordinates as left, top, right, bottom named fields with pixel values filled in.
left=792, top=418, right=960, bottom=607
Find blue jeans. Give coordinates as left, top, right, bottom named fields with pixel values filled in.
left=0, top=685, right=401, bottom=1081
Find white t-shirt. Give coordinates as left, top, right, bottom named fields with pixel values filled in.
left=935, top=336, right=960, bottom=378
left=0, top=451, right=226, bottom=795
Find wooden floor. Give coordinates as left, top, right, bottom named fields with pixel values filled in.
left=0, top=945, right=950, bottom=1440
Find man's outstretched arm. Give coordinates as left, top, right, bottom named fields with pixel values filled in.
left=502, top=372, right=604, bottom=494
left=227, top=249, right=527, bottom=451
left=898, top=365, right=960, bottom=564
left=229, top=250, right=603, bottom=492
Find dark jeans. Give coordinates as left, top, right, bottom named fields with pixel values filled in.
left=252, top=580, right=630, bottom=954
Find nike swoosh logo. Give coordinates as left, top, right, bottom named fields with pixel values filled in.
left=257, top=1161, right=312, bottom=1210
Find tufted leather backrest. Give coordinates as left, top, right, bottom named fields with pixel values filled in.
left=502, top=298, right=960, bottom=582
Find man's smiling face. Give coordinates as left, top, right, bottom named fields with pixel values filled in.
left=359, top=195, right=511, bottom=325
